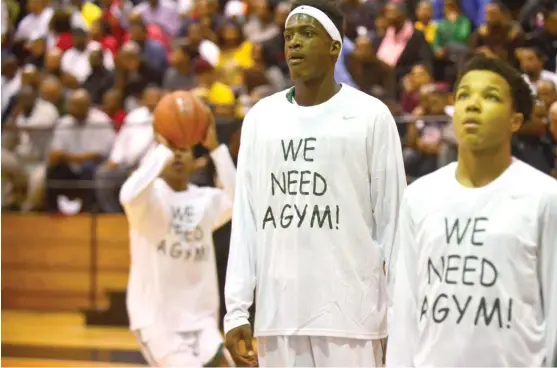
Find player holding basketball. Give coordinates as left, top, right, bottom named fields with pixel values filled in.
left=386, top=55, right=557, bottom=367
left=224, top=0, right=406, bottom=366
left=120, top=98, right=236, bottom=367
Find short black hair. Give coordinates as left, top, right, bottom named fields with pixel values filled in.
left=521, top=45, right=548, bottom=62
left=290, top=0, right=345, bottom=40
left=455, top=55, right=534, bottom=122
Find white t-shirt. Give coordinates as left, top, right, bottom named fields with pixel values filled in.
left=50, top=108, right=115, bottom=158
left=523, top=70, right=557, bottom=94
left=60, top=42, right=114, bottom=84
left=386, top=160, right=557, bottom=367
left=224, top=84, right=407, bottom=339
left=121, top=144, right=236, bottom=333
left=14, top=7, right=53, bottom=41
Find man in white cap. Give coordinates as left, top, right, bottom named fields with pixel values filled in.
left=223, top=0, right=406, bottom=366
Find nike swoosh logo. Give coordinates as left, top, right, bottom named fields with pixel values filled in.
left=342, top=116, right=356, bottom=120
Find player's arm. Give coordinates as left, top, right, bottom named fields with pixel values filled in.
left=539, top=189, right=557, bottom=367
left=119, top=139, right=173, bottom=239
left=224, top=106, right=258, bottom=365
left=385, top=195, right=419, bottom=367
left=367, top=102, right=407, bottom=279
left=204, top=114, right=237, bottom=231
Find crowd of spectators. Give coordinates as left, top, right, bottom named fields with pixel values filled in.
left=1, top=0, right=557, bottom=213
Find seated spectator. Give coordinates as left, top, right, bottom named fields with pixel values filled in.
left=132, top=0, right=181, bottom=37
left=179, top=0, right=224, bottom=40
left=13, top=0, right=53, bottom=45
left=2, top=86, right=59, bottom=211
left=432, top=0, right=472, bottom=82
left=193, top=58, right=236, bottom=105
left=377, top=2, right=434, bottom=83
left=525, top=6, right=557, bottom=72
left=89, top=18, right=119, bottom=55
left=216, top=21, right=254, bottom=89
left=348, top=34, right=395, bottom=100
left=39, top=76, right=65, bottom=115
left=536, top=79, right=557, bottom=109
left=115, top=41, right=163, bottom=109
left=127, top=18, right=168, bottom=73
left=83, top=47, right=116, bottom=105
left=249, top=42, right=289, bottom=92
left=415, top=0, right=438, bottom=45
left=373, top=10, right=388, bottom=46
left=431, top=0, right=488, bottom=28
left=403, top=84, right=449, bottom=178
left=1, top=55, right=21, bottom=116
left=469, top=1, right=523, bottom=66
left=99, top=0, right=127, bottom=43
left=519, top=46, right=557, bottom=93
left=61, top=28, right=114, bottom=84
left=261, top=1, right=289, bottom=75
left=3, top=64, right=41, bottom=121
left=94, top=86, right=163, bottom=213
left=400, top=63, right=434, bottom=113
left=50, top=9, right=75, bottom=52
left=182, top=22, right=221, bottom=64
left=243, top=0, right=280, bottom=44
left=163, top=40, right=196, bottom=91
left=25, top=33, right=47, bottom=68
left=512, top=100, right=552, bottom=174
left=46, top=89, right=115, bottom=213
left=20, top=63, right=41, bottom=89
left=43, top=47, right=63, bottom=78
left=101, top=89, right=126, bottom=131
left=339, top=0, right=378, bottom=41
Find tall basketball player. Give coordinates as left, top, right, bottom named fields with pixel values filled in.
left=387, top=55, right=557, bottom=366
left=121, top=113, right=236, bottom=367
left=223, top=0, right=406, bottom=366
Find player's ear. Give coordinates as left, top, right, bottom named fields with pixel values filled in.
left=510, top=112, right=523, bottom=134
left=330, top=40, right=341, bottom=58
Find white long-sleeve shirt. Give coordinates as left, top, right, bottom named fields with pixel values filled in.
left=224, top=84, right=406, bottom=339
left=386, top=159, right=557, bottom=367
left=120, top=144, right=236, bottom=332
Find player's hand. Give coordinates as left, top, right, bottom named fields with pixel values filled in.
left=155, top=132, right=171, bottom=148
left=225, top=324, right=258, bottom=367
left=202, top=109, right=219, bottom=151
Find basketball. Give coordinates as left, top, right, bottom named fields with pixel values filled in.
left=153, top=90, right=211, bottom=148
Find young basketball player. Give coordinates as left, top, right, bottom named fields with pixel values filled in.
left=223, top=0, right=406, bottom=366
left=120, top=111, right=236, bottom=367
left=386, top=55, right=557, bottom=367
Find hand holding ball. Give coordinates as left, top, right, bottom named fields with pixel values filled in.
left=153, top=91, right=211, bottom=148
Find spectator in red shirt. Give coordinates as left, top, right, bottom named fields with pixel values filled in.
left=50, top=9, right=74, bottom=52
left=99, top=0, right=125, bottom=43
left=123, top=11, right=170, bottom=52
left=90, top=18, right=119, bottom=55
left=102, top=88, right=126, bottom=131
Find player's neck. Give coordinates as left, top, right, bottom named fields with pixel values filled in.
left=293, top=74, right=340, bottom=106
left=456, top=143, right=513, bottom=188
left=163, top=176, right=189, bottom=192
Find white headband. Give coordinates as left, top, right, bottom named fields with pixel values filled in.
left=285, top=5, right=343, bottom=44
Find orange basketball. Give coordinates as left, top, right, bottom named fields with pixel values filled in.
left=153, top=90, right=211, bottom=148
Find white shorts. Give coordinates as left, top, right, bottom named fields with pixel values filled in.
left=257, top=336, right=386, bottom=367
left=136, top=323, right=225, bottom=367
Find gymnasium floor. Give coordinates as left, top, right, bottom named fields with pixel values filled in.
left=2, top=310, right=147, bottom=367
